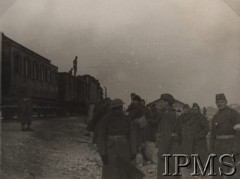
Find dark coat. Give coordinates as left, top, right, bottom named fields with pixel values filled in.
left=87, top=102, right=109, bottom=144
left=144, top=106, right=163, bottom=142
left=141, top=105, right=152, bottom=142
left=156, top=107, right=180, bottom=154
left=179, top=112, right=209, bottom=163
left=128, top=103, right=143, bottom=121
left=98, top=111, right=139, bottom=179
left=18, top=98, right=32, bottom=124
left=128, top=103, right=144, bottom=154
left=210, top=107, right=240, bottom=154
left=210, top=107, right=240, bottom=179
left=156, top=107, right=181, bottom=179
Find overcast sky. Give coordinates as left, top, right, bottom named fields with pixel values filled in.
left=1, top=0, right=240, bottom=107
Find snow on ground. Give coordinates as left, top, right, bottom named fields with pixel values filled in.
left=1, top=116, right=212, bottom=179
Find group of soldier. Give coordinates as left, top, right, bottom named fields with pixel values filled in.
left=87, top=93, right=240, bottom=179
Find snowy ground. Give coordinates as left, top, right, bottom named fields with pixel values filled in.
left=1, top=117, right=212, bottom=179
left=1, top=117, right=102, bottom=179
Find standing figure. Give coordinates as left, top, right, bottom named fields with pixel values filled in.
left=19, top=97, right=33, bottom=131
left=18, top=82, right=33, bottom=131
left=156, top=93, right=181, bottom=179
left=125, top=92, right=136, bottom=114
left=73, top=56, right=78, bottom=77
left=87, top=98, right=111, bottom=145
left=209, top=94, right=240, bottom=179
left=144, top=104, right=160, bottom=142
left=180, top=103, right=209, bottom=168
left=203, top=106, right=207, bottom=117
left=98, top=99, right=144, bottom=179
left=127, top=95, right=144, bottom=155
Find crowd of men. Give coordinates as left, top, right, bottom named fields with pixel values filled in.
left=87, top=93, right=240, bottom=179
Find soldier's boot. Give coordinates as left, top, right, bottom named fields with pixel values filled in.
left=21, top=125, right=27, bottom=132
left=26, top=123, right=34, bottom=131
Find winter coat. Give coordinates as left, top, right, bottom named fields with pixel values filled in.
left=156, top=107, right=181, bottom=179
left=210, top=107, right=240, bottom=179
left=98, top=111, right=143, bottom=179
left=179, top=112, right=209, bottom=164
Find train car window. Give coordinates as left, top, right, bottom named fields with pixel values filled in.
left=50, top=71, right=53, bottom=84
left=54, top=72, right=58, bottom=85
left=45, top=68, right=48, bottom=82
left=52, top=72, right=55, bottom=84
left=30, top=61, right=35, bottom=79
left=23, top=58, right=28, bottom=77
left=32, top=62, right=35, bottom=79
left=47, top=69, right=50, bottom=84
left=27, top=59, right=31, bottom=78
left=14, top=54, right=21, bottom=74
left=40, top=65, right=44, bottom=81
left=36, top=64, right=39, bottom=80
left=33, top=63, right=36, bottom=79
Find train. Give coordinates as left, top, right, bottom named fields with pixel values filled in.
left=0, top=33, right=103, bottom=119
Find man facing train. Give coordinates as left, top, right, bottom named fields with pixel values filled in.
left=18, top=82, right=33, bottom=132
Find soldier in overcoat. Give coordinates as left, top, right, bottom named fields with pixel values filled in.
left=144, top=104, right=160, bottom=142
left=18, top=82, right=33, bottom=131
left=87, top=98, right=111, bottom=145
left=177, top=104, right=191, bottom=150
left=127, top=95, right=144, bottom=155
left=156, top=93, right=181, bottom=179
left=210, top=94, right=240, bottom=179
left=179, top=103, right=209, bottom=167
left=19, top=97, right=33, bottom=131
left=98, top=99, right=144, bottom=179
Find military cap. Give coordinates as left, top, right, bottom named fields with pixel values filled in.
left=183, top=104, right=190, bottom=109
left=131, top=93, right=136, bottom=97
left=216, top=93, right=227, bottom=101
left=132, top=95, right=141, bottom=102
left=159, top=93, right=175, bottom=105
left=109, top=99, right=124, bottom=108
left=192, top=103, right=200, bottom=109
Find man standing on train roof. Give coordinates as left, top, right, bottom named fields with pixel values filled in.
left=155, top=93, right=181, bottom=179
left=98, top=98, right=145, bottom=179
left=209, top=93, right=240, bottom=179
left=73, top=56, right=78, bottom=77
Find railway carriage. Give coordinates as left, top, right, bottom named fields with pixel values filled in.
left=1, top=33, right=58, bottom=118
left=1, top=33, right=103, bottom=119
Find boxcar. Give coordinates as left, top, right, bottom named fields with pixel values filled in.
left=1, top=33, right=58, bottom=119
left=58, top=72, right=87, bottom=115
left=81, top=74, right=103, bottom=104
